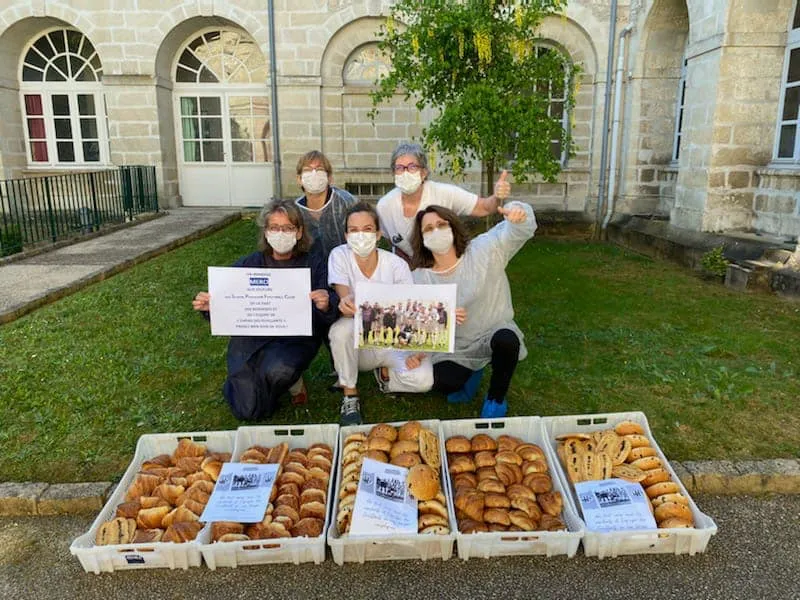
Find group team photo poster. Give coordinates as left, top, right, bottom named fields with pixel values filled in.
left=353, top=282, right=457, bottom=353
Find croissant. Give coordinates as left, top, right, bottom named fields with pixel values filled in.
left=132, top=528, right=164, bottom=543
left=211, top=521, right=244, bottom=541
left=141, top=454, right=172, bottom=470
left=172, top=437, right=206, bottom=460
left=162, top=521, right=202, bottom=543
left=161, top=505, right=199, bottom=527
left=136, top=505, right=170, bottom=529
left=175, top=456, right=203, bottom=473
left=153, top=483, right=185, bottom=505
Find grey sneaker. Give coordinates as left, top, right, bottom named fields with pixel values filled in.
left=373, top=368, right=389, bottom=393
left=340, top=395, right=363, bottom=426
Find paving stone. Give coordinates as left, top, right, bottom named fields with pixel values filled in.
left=37, top=482, right=112, bottom=516
left=671, top=461, right=695, bottom=493
left=0, top=482, right=49, bottom=516
left=682, top=460, right=743, bottom=494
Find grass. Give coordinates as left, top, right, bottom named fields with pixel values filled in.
left=1, top=217, right=799, bottom=483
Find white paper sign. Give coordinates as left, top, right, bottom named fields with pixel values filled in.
left=207, top=266, right=312, bottom=337
left=575, top=478, right=657, bottom=532
left=200, top=462, right=279, bottom=523
left=353, top=282, right=457, bottom=353
left=349, top=458, right=418, bottom=536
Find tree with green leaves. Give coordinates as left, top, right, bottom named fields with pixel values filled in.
left=371, top=0, right=579, bottom=193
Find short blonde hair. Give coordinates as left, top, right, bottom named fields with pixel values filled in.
left=296, top=150, right=333, bottom=176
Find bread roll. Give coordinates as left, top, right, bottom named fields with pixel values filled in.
left=470, top=434, right=497, bottom=453
left=115, top=501, right=141, bottom=519
left=419, top=525, right=450, bottom=535
left=658, top=517, right=694, bottom=529
left=614, top=420, right=645, bottom=436
left=173, top=438, right=206, bottom=459
left=307, top=445, right=333, bottom=461
left=651, top=493, right=689, bottom=507
left=654, top=501, right=693, bottom=523
left=367, top=436, right=393, bottom=454
left=537, top=491, right=563, bottom=517
left=278, top=472, right=305, bottom=487
left=418, top=500, right=448, bottom=519
left=630, top=456, right=663, bottom=471
left=301, top=477, right=327, bottom=492
left=624, top=434, right=650, bottom=449
left=418, top=428, right=441, bottom=470
left=291, top=517, right=324, bottom=538
left=445, top=436, right=471, bottom=454
left=239, top=448, right=268, bottom=463
left=398, top=420, right=422, bottom=441
left=301, top=488, right=326, bottom=505
left=275, top=494, right=299, bottom=512
left=309, top=455, right=332, bottom=471
left=391, top=452, right=422, bottom=468
left=136, top=505, right=170, bottom=530
left=286, top=451, right=309, bottom=467
left=344, top=432, right=367, bottom=446
left=368, top=423, right=397, bottom=442
left=342, top=442, right=364, bottom=458
left=418, top=513, right=449, bottom=529
left=641, top=467, right=671, bottom=487
left=407, top=464, right=440, bottom=501
left=645, top=481, right=681, bottom=498
left=364, top=449, right=389, bottom=463
left=390, top=440, right=419, bottom=458
left=273, top=504, right=300, bottom=525
left=300, top=501, right=326, bottom=520
left=483, top=508, right=511, bottom=526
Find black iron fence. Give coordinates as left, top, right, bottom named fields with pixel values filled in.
left=0, top=165, right=158, bottom=257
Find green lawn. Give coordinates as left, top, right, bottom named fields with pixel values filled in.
left=1, top=217, right=798, bottom=483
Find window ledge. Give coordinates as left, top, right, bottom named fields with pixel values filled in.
left=758, top=165, right=800, bottom=177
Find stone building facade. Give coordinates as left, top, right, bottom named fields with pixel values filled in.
left=0, top=0, right=798, bottom=241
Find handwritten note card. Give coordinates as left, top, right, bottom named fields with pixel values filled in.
left=575, top=478, right=657, bottom=532
left=200, top=462, right=279, bottom=523
left=349, top=458, right=418, bottom=536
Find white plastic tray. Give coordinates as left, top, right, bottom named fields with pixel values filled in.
left=326, top=419, right=456, bottom=565
left=439, top=417, right=584, bottom=560
left=541, top=411, right=718, bottom=558
left=198, top=423, right=339, bottom=569
left=70, top=430, right=236, bottom=574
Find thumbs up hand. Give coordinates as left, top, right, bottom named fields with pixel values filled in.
left=493, top=169, right=511, bottom=200
left=497, top=203, right=527, bottom=224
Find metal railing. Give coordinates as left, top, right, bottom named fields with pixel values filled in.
left=0, top=165, right=158, bottom=257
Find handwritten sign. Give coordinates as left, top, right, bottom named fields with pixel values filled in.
left=208, top=266, right=312, bottom=336
left=575, top=478, right=657, bottom=532
left=349, top=458, right=418, bottom=536
left=200, top=462, right=279, bottom=523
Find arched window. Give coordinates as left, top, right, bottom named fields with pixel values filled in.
left=20, top=29, right=108, bottom=166
left=343, top=43, right=390, bottom=86
left=534, top=45, right=570, bottom=165
left=174, top=29, right=271, bottom=164
left=775, top=3, right=800, bottom=162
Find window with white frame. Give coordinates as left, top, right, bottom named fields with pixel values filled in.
left=775, top=4, right=800, bottom=162
left=534, top=46, right=570, bottom=165
left=672, top=55, right=688, bottom=162
left=20, top=29, right=108, bottom=166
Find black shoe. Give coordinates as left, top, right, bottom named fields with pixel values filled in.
left=340, top=395, right=363, bottom=426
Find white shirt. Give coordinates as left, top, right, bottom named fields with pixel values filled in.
left=376, top=180, right=478, bottom=257
left=328, top=245, right=413, bottom=289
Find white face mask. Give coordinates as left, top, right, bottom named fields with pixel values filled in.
left=301, top=169, right=329, bottom=195
left=347, top=231, right=377, bottom=258
left=395, top=171, right=423, bottom=195
left=423, top=227, right=454, bottom=255
left=266, top=231, right=297, bottom=255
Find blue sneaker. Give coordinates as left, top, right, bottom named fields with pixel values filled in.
left=447, top=368, right=484, bottom=404
left=480, top=396, right=508, bottom=418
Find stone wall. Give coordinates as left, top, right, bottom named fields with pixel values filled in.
left=754, top=169, right=800, bottom=239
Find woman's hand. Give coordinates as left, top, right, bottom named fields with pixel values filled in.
left=405, top=352, right=426, bottom=370
left=192, top=291, right=210, bottom=312
left=455, top=307, right=467, bottom=325
left=493, top=169, right=511, bottom=200
left=339, top=294, right=356, bottom=317
left=498, top=204, right=527, bottom=224
left=310, top=289, right=330, bottom=312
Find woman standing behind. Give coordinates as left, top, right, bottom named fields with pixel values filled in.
left=410, top=201, right=536, bottom=418
left=192, top=200, right=338, bottom=421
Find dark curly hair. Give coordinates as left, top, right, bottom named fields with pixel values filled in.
left=410, top=205, right=470, bottom=269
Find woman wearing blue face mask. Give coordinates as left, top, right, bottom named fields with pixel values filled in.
left=327, top=202, right=433, bottom=425
left=376, top=142, right=511, bottom=264
left=192, top=200, right=338, bottom=421
left=409, top=201, right=537, bottom=418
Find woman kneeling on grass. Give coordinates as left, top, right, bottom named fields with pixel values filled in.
left=410, top=201, right=536, bottom=418
left=192, top=200, right=338, bottom=421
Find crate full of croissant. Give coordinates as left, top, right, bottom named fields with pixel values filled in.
left=198, top=424, right=339, bottom=568
left=70, top=430, right=236, bottom=574
left=327, top=420, right=457, bottom=564
left=439, top=417, right=584, bottom=560
left=542, top=411, right=718, bottom=558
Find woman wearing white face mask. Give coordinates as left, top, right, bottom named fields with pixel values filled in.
left=376, top=142, right=512, bottom=263
left=294, top=150, right=357, bottom=258
left=410, top=201, right=536, bottom=419
left=192, top=200, right=338, bottom=421
left=327, top=202, right=433, bottom=425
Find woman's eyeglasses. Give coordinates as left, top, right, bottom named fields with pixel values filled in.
left=267, top=225, right=297, bottom=233
left=393, top=163, right=421, bottom=174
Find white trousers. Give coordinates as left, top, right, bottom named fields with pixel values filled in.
left=329, top=317, right=433, bottom=392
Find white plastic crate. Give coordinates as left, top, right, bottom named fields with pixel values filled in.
left=70, top=430, right=236, bottom=574
left=439, top=417, right=584, bottom=560
left=326, top=419, right=456, bottom=565
left=541, top=411, right=718, bottom=558
left=198, top=423, right=339, bottom=569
